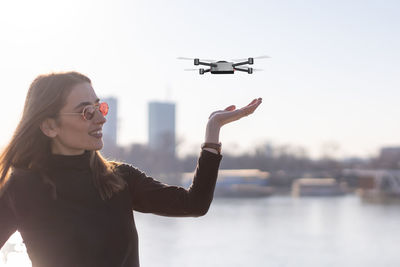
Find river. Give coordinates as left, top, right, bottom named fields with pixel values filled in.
left=1, top=196, right=399, bottom=267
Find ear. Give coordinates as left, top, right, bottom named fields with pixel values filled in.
left=40, top=118, right=59, bottom=138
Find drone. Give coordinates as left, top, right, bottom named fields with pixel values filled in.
left=178, top=55, right=269, bottom=75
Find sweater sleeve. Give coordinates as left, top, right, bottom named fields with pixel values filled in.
left=119, top=150, right=222, bottom=217
left=0, top=188, right=17, bottom=248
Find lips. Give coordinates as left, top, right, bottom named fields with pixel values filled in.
left=89, top=129, right=103, bottom=138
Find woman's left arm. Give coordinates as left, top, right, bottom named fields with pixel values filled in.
left=124, top=98, right=262, bottom=216
left=123, top=149, right=221, bottom=217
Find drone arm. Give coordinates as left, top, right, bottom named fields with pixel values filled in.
left=232, top=60, right=250, bottom=67
left=233, top=67, right=248, bottom=72
left=234, top=67, right=253, bottom=74
left=198, top=61, right=217, bottom=67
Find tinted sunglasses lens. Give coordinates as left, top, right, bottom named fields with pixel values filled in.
left=99, top=102, right=109, bottom=116
left=83, top=106, right=95, bottom=120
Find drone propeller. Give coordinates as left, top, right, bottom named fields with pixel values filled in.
left=254, top=55, right=271, bottom=59
left=184, top=68, right=199, bottom=71
left=177, top=57, right=216, bottom=62
left=177, top=57, right=194, bottom=60
left=232, top=55, right=270, bottom=62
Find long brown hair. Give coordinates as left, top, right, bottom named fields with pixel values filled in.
left=0, top=71, right=126, bottom=200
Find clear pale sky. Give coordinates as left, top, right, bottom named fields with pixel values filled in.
left=0, top=0, right=399, bottom=159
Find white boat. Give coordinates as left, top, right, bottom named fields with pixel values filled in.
left=291, top=178, right=347, bottom=197
left=182, top=169, right=273, bottom=197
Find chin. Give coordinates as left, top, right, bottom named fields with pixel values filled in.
left=88, top=140, right=103, bottom=151
left=94, top=144, right=104, bottom=151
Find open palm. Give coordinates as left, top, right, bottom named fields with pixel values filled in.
left=208, top=98, right=262, bottom=127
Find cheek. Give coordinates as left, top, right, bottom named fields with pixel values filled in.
left=61, top=119, right=87, bottom=134
left=57, top=120, right=90, bottom=144
left=56, top=120, right=103, bottom=150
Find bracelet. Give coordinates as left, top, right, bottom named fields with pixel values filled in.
left=201, top=142, right=222, bottom=154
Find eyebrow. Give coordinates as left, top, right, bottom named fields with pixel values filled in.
left=74, top=98, right=100, bottom=110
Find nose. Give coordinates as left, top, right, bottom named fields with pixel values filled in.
left=93, top=109, right=107, bottom=125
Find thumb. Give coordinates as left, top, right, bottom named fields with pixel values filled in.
left=225, top=105, right=236, bottom=111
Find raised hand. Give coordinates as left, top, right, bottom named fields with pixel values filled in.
left=204, top=98, right=263, bottom=146
left=208, top=98, right=262, bottom=127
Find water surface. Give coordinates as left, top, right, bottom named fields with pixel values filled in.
left=1, top=196, right=399, bottom=267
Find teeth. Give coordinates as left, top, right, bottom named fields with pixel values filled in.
left=90, top=130, right=102, bottom=135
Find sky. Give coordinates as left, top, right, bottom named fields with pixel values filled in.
left=0, top=0, right=399, bottom=159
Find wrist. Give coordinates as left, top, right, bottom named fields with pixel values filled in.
left=202, top=147, right=219, bottom=154
left=205, top=121, right=220, bottom=143
left=201, top=142, right=222, bottom=155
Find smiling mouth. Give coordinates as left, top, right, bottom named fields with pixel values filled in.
left=89, top=129, right=103, bottom=138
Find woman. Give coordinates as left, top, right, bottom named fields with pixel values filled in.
left=0, top=71, right=262, bottom=267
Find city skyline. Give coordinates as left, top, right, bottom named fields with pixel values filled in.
left=99, top=94, right=400, bottom=162
left=0, top=0, right=399, bottom=159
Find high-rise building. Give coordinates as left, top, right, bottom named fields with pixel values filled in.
left=379, top=147, right=400, bottom=168
left=380, top=147, right=400, bottom=160
left=148, top=101, right=176, bottom=156
left=101, top=97, right=118, bottom=148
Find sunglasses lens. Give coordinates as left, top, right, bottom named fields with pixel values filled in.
left=83, top=106, right=95, bottom=120
left=81, top=103, right=108, bottom=120
left=99, top=102, right=109, bottom=116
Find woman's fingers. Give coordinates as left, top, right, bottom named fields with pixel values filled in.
left=243, top=98, right=261, bottom=108
left=240, top=98, right=262, bottom=116
left=247, top=98, right=258, bottom=106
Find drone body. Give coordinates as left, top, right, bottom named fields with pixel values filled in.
left=209, top=61, right=234, bottom=74
left=179, top=56, right=269, bottom=75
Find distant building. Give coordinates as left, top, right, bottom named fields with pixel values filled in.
left=101, top=97, right=118, bottom=153
left=343, top=169, right=400, bottom=203
left=380, top=147, right=400, bottom=161
left=148, top=101, right=176, bottom=156
left=379, top=147, right=400, bottom=168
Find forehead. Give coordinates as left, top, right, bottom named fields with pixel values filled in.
left=63, top=82, right=98, bottom=108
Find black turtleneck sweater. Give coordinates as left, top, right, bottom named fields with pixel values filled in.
left=0, top=150, right=222, bottom=267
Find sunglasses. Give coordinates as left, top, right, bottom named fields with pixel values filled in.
left=60, top=102, right=109, bottom=121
